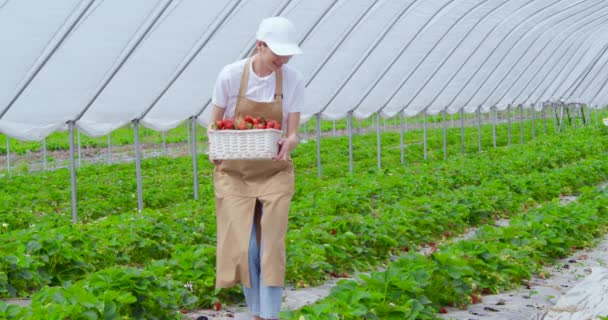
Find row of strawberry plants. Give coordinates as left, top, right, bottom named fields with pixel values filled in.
left=0, top=119, right=594, bottom=232
left=0, top=132, right=608, bottom=319
left=292, top=125, right=608, bottom=224
left=1, top=131, right=606, bottom=314
left=282, top=185, right=608, bottom=319
left=1, top=124, right=602, bottom=257
left=2, top=127, right=604, bottom=295
left=1, top=155, right=604, bottom=319
left=295, top=117, right=572, bottom=177
left=284, top=154, right=608, bottom=287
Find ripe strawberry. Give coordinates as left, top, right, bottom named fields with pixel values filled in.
left=237, top=120, right=247, bottom=130
left=470, top=294, right=478, bottom=304
left=440, top=306, right=448, bottom=313
left=222, top=119, right=234, bottom=130
left=267, top=120, right=279, bottom=129
left=244, top=115, right=254, bottom=124
left=213, top=301, right=222, bottom=311
left=255, top=123, right=266, bottom=129
left=211, top=120, right=223, bottom=130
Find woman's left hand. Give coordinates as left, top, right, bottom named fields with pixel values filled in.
left=274, top=135, right=298, bottom=161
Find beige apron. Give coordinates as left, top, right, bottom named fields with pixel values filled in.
left=214, top=58, right=294, bottom=289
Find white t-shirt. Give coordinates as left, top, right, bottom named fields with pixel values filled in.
left=211, top=58, right=305, bottom=124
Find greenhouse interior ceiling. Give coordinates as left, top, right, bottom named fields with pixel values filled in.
left=1, top=0, right=608, bottom=142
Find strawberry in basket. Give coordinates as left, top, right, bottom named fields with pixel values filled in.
left=210, top=115, right=280, bottom=130
left=208, top=115, right=282, bottom=160
left=211, top=119, right=234, bottom=130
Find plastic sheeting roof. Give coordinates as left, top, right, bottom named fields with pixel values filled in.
left=1, top=0, right=607, bottom=141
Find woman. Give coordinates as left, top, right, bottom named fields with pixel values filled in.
left=209, top=16, right=304, bottom=320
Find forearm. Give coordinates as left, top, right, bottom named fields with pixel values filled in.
left=285, top=113, right=300, bottom=152
left=211, top=105, right=226, bottom=124
left=285, top=112, right=300, bottom=139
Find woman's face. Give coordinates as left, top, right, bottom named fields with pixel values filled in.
left=256, top=41, right=292, bottom=72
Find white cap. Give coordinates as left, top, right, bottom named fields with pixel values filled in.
left=256, top=16, right=303, bottom=56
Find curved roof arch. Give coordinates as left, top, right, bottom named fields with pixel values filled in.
left=1, top=0, right=607, bottom=141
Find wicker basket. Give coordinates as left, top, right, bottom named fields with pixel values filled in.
left=208, top=129, right=282, bottom=160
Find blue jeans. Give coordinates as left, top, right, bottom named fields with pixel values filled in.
left=243, top=209, right=283, bottom=319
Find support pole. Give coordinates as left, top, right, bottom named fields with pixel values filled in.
left=558, top=103, right=565, bottom=133
left=68, top=121, right=78, bottom=223
left=443, top=109, right=447, bottom=160
left=347, top=112, right=353, bottom=173
left=400, top=111, right=405, bottom=164
left=191, top=117, right=199, bottom=200
left=460, top=108, right=465, bottom=154
left=316, top=114, right=322, bottom=178
left=43, top=138, right=47, bottom=170
left=332, top=120, right=336, bottom=136
left=134, top=120, right=143, bottom=211
left=553, top=103, right=558, bottom=133
left=423, top=110, right=428, bottom=160
left=531, top=104, right=536, bottom=140
left=477, top=106, right=482, bottom=152
left=519, top=105, right=524, bottom=144
left=565, top=104, right=572, bottom=129
left=376, top=111, right=382, bottom=169
left=542, top=103, right=547, bottom=134
left=107, top=134, right=112, bottom=164
left=6, top=137, right=10, bottom=174
left=507, top=105, right=511, bottom=145
left=186, top=119, right=191, bottom=153
left=492, top=107, right=497, bottom=148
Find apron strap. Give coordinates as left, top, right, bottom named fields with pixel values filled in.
left=238, top=58, right=252, bottom=99
left=238, top=57, right=283, bottom=103
left=275, top=68, right=283, bottom=103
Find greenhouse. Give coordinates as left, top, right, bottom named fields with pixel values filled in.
left=1, top=0, right=608, bottom=319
